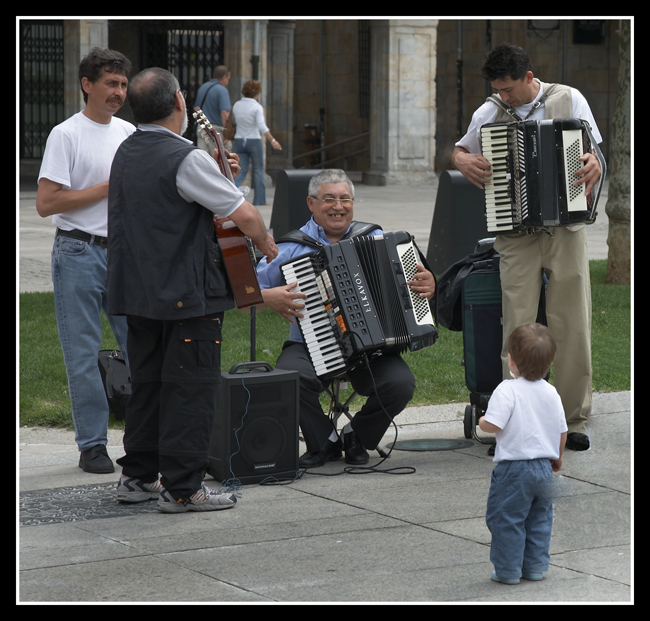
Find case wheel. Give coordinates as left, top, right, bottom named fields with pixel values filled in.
left=464, top=404, right=474, bottom=439
left=463, top=403, right=495, bottom=445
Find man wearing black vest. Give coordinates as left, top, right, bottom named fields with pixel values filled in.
left=451, top=43, right=603, bottom=451
left=253, top=169, right=436, bottom=469
left=107, top=67, right=278, bottom=512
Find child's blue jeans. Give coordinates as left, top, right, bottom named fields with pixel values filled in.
left=485, top=458, right=554, bottom=579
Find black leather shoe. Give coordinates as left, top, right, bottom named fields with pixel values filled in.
left=566, top=432, right=590, bottom=451
left=299, top=437, right=343, bottom=469
left=342, top=430, right=369, bottom=465
left=79, top=444, right=115, bottom=473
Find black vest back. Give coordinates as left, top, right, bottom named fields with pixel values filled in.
left=107, top=129, right=234, bottom=320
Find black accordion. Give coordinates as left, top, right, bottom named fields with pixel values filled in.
left=480, top=118, right=607, bottom=234
left=280, top=231, right=438, bottom=379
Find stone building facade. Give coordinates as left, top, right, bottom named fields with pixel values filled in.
left=20, top=18, right=626, bottom=186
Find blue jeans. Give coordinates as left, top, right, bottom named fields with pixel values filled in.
left=233, top=138, right=266, bottom=205
left=485, top=458, right=554, bottom=579
left=51, top=234, right=129, bottom=452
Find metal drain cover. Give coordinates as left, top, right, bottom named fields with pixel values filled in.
left=19, top=482, right=159, bottom=526
left=388, top=439, right=474, bottom=451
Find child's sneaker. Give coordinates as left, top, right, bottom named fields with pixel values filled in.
left=491, top=571, right=520, bottom=585
left=157, top=482, right=237, bottom=513
left=116, top=474, right=163, bottom=503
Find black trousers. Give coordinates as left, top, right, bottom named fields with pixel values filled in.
left=116, top=313, right=223, bottom=501
left=275, top=341, right=415, bottom=451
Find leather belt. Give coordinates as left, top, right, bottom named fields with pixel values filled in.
left=56, top=227, right=108, bottom=248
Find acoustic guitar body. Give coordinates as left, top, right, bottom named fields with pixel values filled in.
left=214, top=216, right=264, bottom=308
left=193, top=106, right=264, bottom=309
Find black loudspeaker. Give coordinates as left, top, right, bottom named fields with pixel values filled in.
left=270, top=169, right=323, bottom=239
left=426, top=170, right=489, bottom=275
left=208, top=362, right=300, bottom=485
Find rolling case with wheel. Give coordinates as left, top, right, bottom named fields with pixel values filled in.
left=461, top=254, right=502, bottom=445
left=461, top=239, right=547, bottom=443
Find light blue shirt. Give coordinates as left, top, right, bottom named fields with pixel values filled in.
left=194, top=79, right=230, bottom=127
left=256, top=217, right=382, bottom=343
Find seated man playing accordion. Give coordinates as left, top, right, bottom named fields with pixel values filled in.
left=253, top=169, right=436, bottom=468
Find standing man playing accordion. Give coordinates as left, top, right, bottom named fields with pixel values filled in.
left=451, top=43, right=603, bottom=451
left=254, top=169, right=436, bottom=468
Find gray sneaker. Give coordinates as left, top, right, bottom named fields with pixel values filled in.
left=116, top=474, right=163, bottom=503
left=157, top=482, right=237, bottom=513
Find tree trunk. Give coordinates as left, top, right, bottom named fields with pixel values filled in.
left=605, top=20, right=631, bottom=285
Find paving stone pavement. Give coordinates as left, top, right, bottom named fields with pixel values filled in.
left=18, top=175, right=632, bottom=604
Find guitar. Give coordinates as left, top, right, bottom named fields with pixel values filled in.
left=193, top=106, right=264, bottom=308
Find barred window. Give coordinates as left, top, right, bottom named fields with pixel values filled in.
left=358, top=20, right=371, bottom=119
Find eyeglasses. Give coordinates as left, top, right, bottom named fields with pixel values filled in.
left=179, top=90, right=187, bottom=100
left=310, top=196, right=354, bottom=207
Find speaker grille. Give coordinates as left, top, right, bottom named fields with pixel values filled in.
left=239, top=414, right=288, bottom=465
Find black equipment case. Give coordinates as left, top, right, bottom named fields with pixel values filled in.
left=460, top=238, right=547, bottom=443
left=460, top=241, right=502, bottom=444
left=97, top=349, right=131, bottom=421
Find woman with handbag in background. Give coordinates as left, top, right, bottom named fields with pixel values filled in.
left=230, top=79, right=281, bottom=205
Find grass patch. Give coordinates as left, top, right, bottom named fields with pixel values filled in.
left=18, top=260, right=630, bottom=429
left=589, top=260, right=632, bottom=392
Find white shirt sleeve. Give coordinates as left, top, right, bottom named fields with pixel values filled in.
left=570, top=87, right=602, bottom=143
left=38, top=125, right=75, bottom=188
left=455, top=102, right=498, bottom=154
left=175, top=147, right=245, bottom=218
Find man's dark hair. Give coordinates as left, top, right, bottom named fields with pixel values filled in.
left=213, top=65, right=230, bottom=81
left=78, top=47, right=131, bottom=104
left=481, top=43, right=532, bottom=82
left=127, top=67, right=180, bottom=125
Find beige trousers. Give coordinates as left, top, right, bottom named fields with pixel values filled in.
left=494, top=227, right=592, bottom=434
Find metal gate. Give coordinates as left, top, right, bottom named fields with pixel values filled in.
left=140, top=20, right=225, bottom=142
left=19, top=20, right=65, bottom=159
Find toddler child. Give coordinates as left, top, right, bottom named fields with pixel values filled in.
left=478, top=323, right=567, bottom=584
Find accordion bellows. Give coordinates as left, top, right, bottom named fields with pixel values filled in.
left=281, top=231, right=438, bottom=378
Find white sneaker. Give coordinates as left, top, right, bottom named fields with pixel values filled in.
left=157, top=482, right=237, bottom=513
left=116, top=474, right=163, bottom=503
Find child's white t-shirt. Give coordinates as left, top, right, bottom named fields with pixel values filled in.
left=484, top=377, right=568, bottom=462
left=38, top=111, right=135, bottom=237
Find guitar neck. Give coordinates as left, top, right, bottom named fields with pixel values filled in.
left=213, top=131, right=235, bottom=183
left=193, top=106, right=234, bottom=182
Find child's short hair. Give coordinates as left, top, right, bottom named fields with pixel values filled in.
left=508, top=323, right=556, bottom=381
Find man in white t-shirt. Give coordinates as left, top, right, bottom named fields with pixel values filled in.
left=36, top=48, right=135, bottom=474
left=452, top=43, right=602, bottom=451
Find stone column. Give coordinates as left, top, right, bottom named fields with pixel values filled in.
left=63, top=20, right=109, bottom=119
left=223, top=20, right=294, bottom=185
left=223, top=20, right=257, bottom=103
left=266, top=20, right=295, bottom=177
left=364, top=20, right=438, bottom=186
